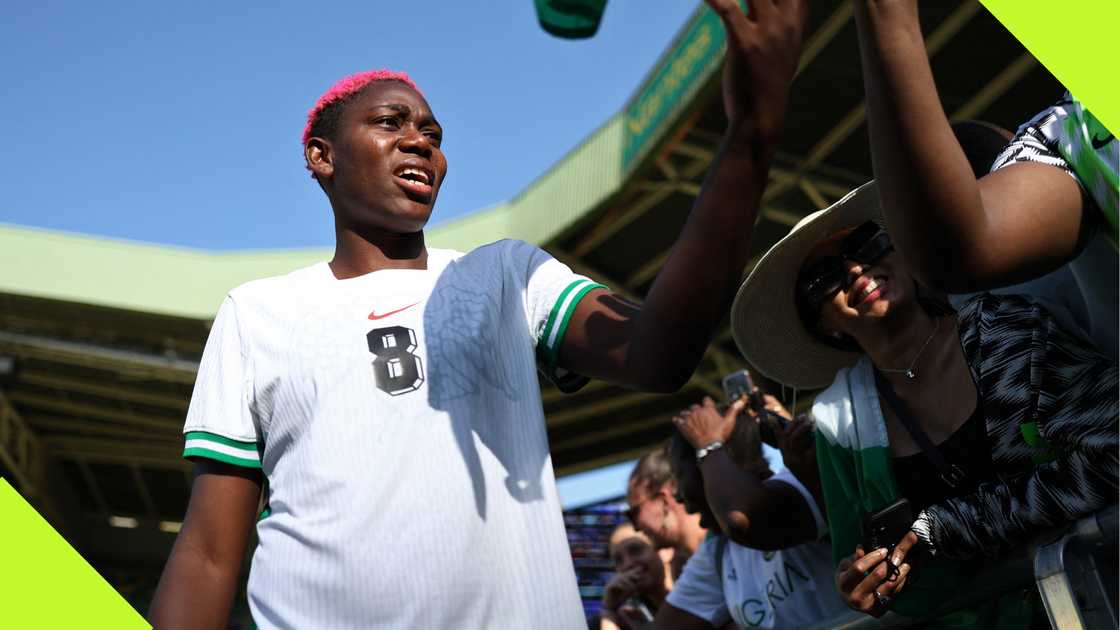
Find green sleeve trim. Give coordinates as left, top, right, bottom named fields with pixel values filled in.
left=183, top=447, right=262, bottom=469
left=548, top=282, right=605, bottom=368
left=184, top=431, right=259, bottom=451
left=538, top=280, right=607, bottom=369
left=539, top=280, right=585, bottom=360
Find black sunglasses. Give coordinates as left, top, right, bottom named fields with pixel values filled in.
left=798, top=221, right=894, bottom=311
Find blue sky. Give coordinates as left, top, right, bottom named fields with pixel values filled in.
left=1, top=1, right=698, bottom=250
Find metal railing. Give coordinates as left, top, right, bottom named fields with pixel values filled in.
left=806, top=505, right=1118, bottom=630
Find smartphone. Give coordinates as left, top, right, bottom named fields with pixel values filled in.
left=722, top=369, right=786, bottom=446
left=721, top=369, right=754, bottom=403
left=862, top=498, right=914, bottom=553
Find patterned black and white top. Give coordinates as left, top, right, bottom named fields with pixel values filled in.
left=991, top=95, right=1080, bottom=176
left=814, top=293, right=1118, bottom=583
left=910, top=293, right=1119, bottom=558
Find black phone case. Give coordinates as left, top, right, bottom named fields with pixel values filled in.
left=862, top=498, right=914, bottom=552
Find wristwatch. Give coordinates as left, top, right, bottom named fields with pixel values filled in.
left=695, top=441, right=723, bottom=463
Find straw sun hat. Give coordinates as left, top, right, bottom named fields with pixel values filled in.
left=731, top=181, right=883, bottom=391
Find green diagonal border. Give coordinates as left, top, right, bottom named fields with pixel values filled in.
left=981, top=0, right=1119, bottom=135
left=0, top=479, right=149, bottom=628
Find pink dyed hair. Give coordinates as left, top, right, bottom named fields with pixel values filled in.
left=302, top=69, right=422, bottom=145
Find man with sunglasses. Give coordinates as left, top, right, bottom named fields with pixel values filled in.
left=626, top=451, right=708, bottom=583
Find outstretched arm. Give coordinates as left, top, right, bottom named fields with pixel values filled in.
left=675, top=397, right=818, bottom=550
left=148, top=460, right=263, bottom=630
left=559, top=0, right=809, bottom=392
left=853, top=0, right=1091, bottom=293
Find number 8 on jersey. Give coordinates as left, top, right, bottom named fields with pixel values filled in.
left=367, top=325, right=425, bottom=396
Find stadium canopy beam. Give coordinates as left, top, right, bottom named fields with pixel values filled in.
left=76, top=459, right=110, bottom=517
left=19, top=370, right=189, bottom=413
left=761, top=0, right=982, bottom=206
left=622, top=167, right=856, bottom=292
left=572, top=183, right=676, bottom=257
left=0, top=330, right=199, bottom=385
left=0, top=308, right=205, bottom=358
left=623, top=250, right=673, bottom=290
left=552, top=411, right=672, bottom=453
left=555, top=443, right=660, bottom=478
left=131, top=464, right=159, bottom=518
left=548, top=390, right=664, bottom=428
left=571, top=155, right=712, bottom=258
left=28, top=416, right=178, bottom=443
left=670, top=141, right=714, bottom=163
left=796, top=1, right=854, bottom=76
left=798, top=179, right=832, bottom=210
left=761, top=206, right=807, bottom=228
left=0, top=389, right=45, bottom=498
left=46, top=436, right=189, bottom=471
left=7, top=391, right=182, bottom=432
left=770, top=168, right=855, bottom=200
left=950, top=52, right=1038, bottom=122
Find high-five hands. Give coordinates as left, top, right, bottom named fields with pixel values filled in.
left=704, top=0, right=810, bottom=140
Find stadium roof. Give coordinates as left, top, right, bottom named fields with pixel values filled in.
left=0, top=0, right=1062, bottom=572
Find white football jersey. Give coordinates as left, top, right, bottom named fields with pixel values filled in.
left=666, top=470, right=847, bottom=629
left=182, top=240, right=603, bottom=629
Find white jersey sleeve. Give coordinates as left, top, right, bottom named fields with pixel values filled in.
left=181, top=296, right=263, bottom=469
left=664, top=536, right=732, bottom=626
left=507, top=240, right=607, bottom=392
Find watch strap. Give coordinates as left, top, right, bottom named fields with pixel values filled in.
left=696, top=441, right=723, bottom=462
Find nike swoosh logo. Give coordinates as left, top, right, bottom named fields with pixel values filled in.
left=368, top=302, right=420, bottom=320
left=1091, top=132, right=1114, bottom=151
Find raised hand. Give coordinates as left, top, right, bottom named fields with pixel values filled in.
left=704, top=0, right=810, bottom=141
left=673, top=396, right=744, bottom=449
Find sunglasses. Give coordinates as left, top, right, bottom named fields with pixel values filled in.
left=798, top=221, right=894, bottom=312
left=624, top=493, right=662, bottom=527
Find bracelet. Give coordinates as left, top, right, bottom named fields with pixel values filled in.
left=696, top=441, right=723, bottom=463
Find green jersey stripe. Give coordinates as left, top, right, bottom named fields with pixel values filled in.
left=546, top=282, right=605, bottom=368
left=183, top=446, right=262, bottom=469
left=539, top=279, right=588, bottom=357
left=185, top=430, right=259, bottom=451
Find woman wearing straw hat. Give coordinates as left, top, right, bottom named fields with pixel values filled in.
left=729, top=181, right=1118, bottom=626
